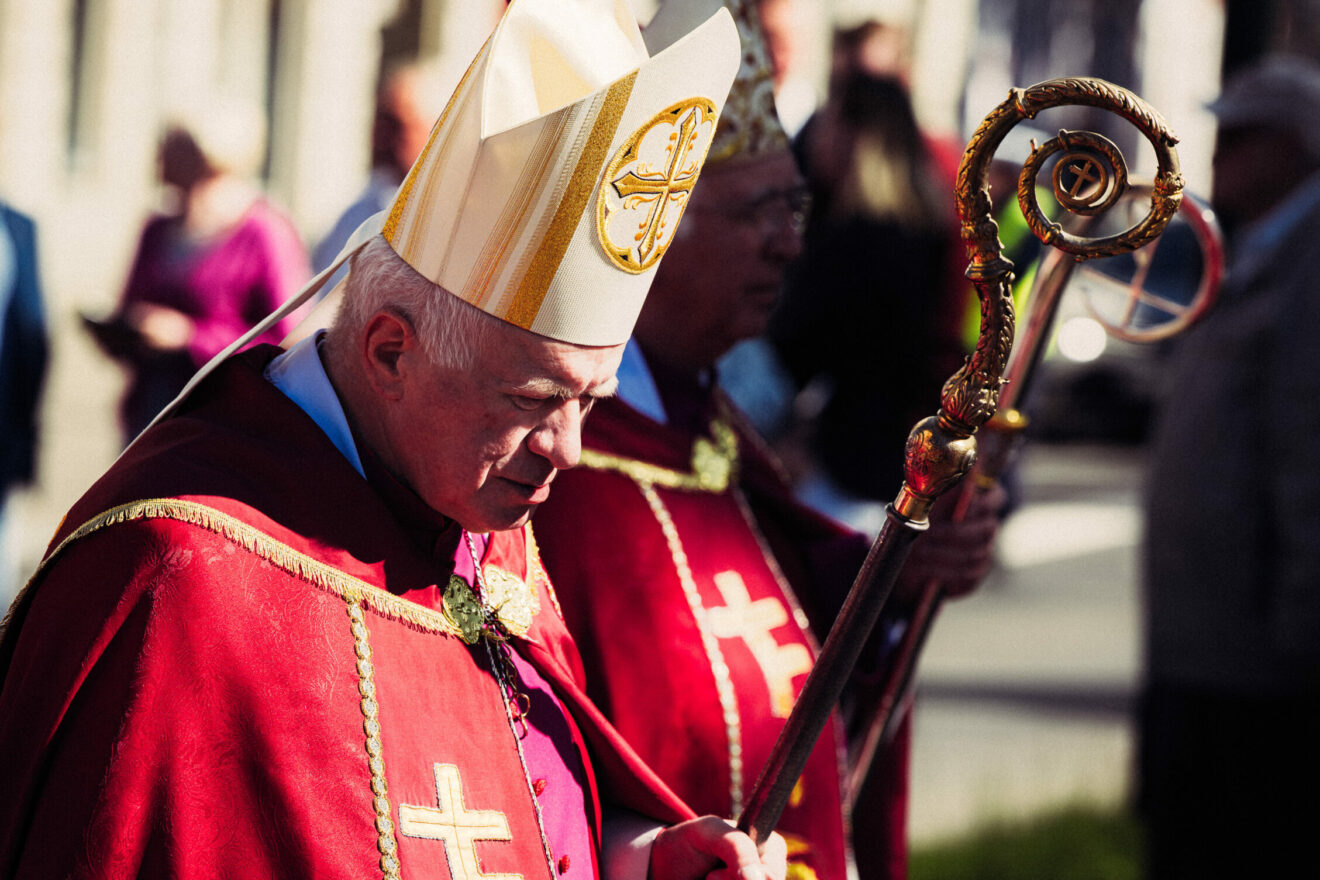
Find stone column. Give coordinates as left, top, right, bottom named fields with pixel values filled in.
left=1139, top=0, right=1223, bottom=191
left=0, top=0, right=73, bottom=216
left=267, top=0, right=399, bottom=240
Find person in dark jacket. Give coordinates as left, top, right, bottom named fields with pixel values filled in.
left=0, top=202, right=48, bottom=605
left=1140, top=54, right=1320, bottom=880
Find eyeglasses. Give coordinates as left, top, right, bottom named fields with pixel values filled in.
left=688, top=186, right=812, bottom=236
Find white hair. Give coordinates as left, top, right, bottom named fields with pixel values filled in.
left=332, top=236, right=495, bottom=369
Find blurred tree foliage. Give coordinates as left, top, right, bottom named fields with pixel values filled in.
left=910, top=804, right=1143, bottom=880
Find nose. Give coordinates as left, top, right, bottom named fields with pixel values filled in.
left=525, top=399, right=586, bottom=471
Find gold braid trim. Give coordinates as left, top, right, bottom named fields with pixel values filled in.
left=34, top=498, right=465, bottom=639
left=576, top=406, right=747, bottom=810
left=345, top=598, right=404, bottom=879
left=578, top=417, right=739, bottom=493
left=636, top=480, right=745, bottom=812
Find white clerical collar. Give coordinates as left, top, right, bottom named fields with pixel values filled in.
left=265, top=331, right=366, bottom=477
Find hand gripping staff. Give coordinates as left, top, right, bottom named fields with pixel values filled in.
left=737, top=77, right=1185, bottom=843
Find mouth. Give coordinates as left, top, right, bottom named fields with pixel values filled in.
left=502, top=474, right=555, bottom=505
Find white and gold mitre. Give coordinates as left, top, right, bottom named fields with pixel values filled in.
left=383, top=0, right=740, bottom=345
left=144, top=0, right=738, bottom=432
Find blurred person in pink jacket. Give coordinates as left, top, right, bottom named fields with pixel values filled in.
left=87, top=99, right=309, bottom=444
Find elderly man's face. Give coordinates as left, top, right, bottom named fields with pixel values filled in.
left=633, top=148, right=806, bottom=372
left=385, top=322, right=622, bottom=533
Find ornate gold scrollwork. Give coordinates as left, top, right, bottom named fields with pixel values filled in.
left=1039, top=131, right=1126, bottom=215
left=892, top=77, right=1184, bottom=521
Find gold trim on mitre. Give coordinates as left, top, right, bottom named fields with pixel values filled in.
left=380, top=0, right=741, bottom=347
left=704, top=0, right=789, bottom=163
left=596, top=96, right=721, bottom=274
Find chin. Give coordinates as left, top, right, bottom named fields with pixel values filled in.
left=462, top=507, right=535, bottom=535
left=738, top=308, right=774, bottom=339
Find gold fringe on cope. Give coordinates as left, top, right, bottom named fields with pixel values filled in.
left=28, top=498, right=466, bottom=639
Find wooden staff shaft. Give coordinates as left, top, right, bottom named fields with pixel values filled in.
left=737, top=509, right=925, bottom=842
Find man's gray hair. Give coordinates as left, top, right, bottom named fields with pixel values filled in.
left=333, top=235, right=495, bottom=369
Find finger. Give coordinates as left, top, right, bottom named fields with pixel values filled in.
left=929, top=509, right=1002, bottom=538
left=907, top=538, right=995, bottom=574
left=759, top=832, right=787, bottom=880
left=966, top=481, right=1009, bottom=516
left=662, top=816, right=766, bottom=879
left=924, top=510, right=1000, bottom=541
left=714, top=826, right=766, bottom=879
left=912, top=537, right=995, bottom=568
left=899, top=551, right=993, bottom=597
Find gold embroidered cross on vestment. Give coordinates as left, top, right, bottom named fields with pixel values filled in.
left=597, top=98, right=719, bottom=272
left=399, top=763, right=521, bottom=880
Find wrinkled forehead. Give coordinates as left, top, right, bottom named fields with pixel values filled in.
left=485, top=318, right=625, bottom=388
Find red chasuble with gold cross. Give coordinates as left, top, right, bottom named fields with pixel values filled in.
left=0, top=348, right=689, bottom=879
left=535, top=385, right=897, bottom=880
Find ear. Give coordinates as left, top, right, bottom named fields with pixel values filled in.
left=360, top=310, right=421, bottom=401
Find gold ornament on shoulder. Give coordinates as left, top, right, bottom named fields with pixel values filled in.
left=691, top=436, right=731, bottom=491
left=691, top=418, right=738, bottom=491
left=481, top=565, right=541, bottom=638
left=441, top=569, right=541, bottom=643
left=442, top=576, right=485, bottom=645
left=596, top=97, right=719, bottom=274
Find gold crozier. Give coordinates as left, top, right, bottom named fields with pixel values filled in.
left=1060, top=154, right=1106, bottom=202
left=399, top=763, right=521, bottom=880
left=705, top=571, right=812, bottom=718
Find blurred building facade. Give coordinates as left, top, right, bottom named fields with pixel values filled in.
left=0, top=0, right=500, bottom=308
left=0, top=0, right=1239, bottom=330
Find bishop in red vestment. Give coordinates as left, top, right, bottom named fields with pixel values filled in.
left=534, top=360, right=879, bottom=880
left=0, top=345, right=688, bottom=879
left=532, top=1, right=881, bottom=875
left=0, top=0, right=790, bottom=875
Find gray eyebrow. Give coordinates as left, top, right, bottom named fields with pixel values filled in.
left=510, top=375, right=618, bottom=399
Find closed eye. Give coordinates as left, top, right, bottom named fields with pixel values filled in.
left=507, top=375, right=616, bottom=413
left=509, top=394, right=551, bottom=412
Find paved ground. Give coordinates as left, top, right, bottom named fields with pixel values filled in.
left=907, top=441, right=1146, bottom=845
